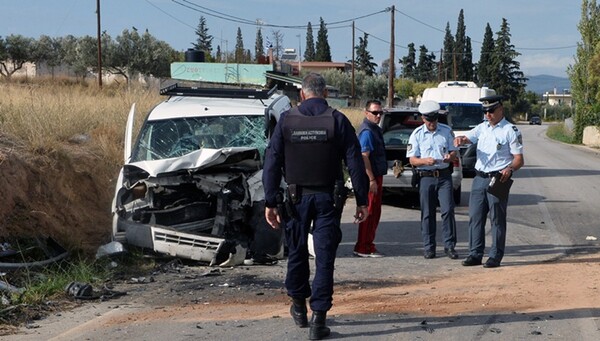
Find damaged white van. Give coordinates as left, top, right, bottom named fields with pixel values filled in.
left=111, top=84, right=291, bottom=266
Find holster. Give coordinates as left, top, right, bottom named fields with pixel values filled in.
left=287, top=184, right=301, bottom=204
left=333, top=180, right=349, bottom=212
left=275, top=190, right=290, bottom=222
left=411, top=166, right=421, bottom=188
left=277, top=187, right=299, bottom=221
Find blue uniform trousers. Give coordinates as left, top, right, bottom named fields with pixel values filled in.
left=419, top=174, right=456, bottom=251
left=468, top=175, right=509, bottom=261
left=284, top=192, right=342, bottom=312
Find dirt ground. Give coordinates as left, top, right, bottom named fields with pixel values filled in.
left=1, top=136, right=600, bottom=335
left=93, top=252, right=600, bottom=325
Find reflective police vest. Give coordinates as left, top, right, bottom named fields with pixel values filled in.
left=282, top=107, right=338, bottom=186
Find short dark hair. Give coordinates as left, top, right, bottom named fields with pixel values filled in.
left=301, top=73, right=327, bottom=97
left=365, top=100, right=382, bottom=110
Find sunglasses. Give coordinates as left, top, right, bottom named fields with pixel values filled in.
left=367, top=110, right=383, bottom=116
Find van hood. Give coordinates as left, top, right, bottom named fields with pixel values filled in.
left=124, top=147, right=261, bottom=177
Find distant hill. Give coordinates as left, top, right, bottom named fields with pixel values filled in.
left=525, top=74, right=571, bottom=95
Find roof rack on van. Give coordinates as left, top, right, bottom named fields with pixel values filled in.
left=160, top=83, right=277, bottom=99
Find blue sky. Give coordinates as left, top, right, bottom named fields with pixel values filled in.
left=1, top=0, right=582, bottom=78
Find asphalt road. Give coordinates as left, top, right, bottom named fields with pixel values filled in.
left=6, top=123, right=600, bottom=341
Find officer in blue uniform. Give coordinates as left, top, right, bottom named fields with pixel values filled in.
left=454, top=95, right=524, bottom=268
left=263, top=72, right=369, bottom=340
left=407, top=100, right=459, bottom=260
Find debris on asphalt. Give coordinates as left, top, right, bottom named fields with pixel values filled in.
left=95, top=241, right=126, bottom=259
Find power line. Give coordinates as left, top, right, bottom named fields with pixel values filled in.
left=144, top=0, right=196, bottom=30
left=172, top=0, right=258, bottom=26
left=355, top=26, right=409, bottom=50
left=176, top=0, right=257, bottom=25
left=172, top=0, right=388, bottom=30
left=150, top=0, right=576, bottom=56
left=393, top=8, right=576, bottom=52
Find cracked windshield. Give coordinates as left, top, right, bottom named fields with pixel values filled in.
left=131, top=115, right=266, bottom=161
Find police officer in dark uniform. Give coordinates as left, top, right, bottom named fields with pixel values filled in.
left=263, top=72, right=369, bottom=340
left=454, top=95, right=524, bottom=268
left=407, top=100, right=459, bottom=259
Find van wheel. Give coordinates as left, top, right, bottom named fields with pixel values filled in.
left=453, top=186, right=461, bottom=205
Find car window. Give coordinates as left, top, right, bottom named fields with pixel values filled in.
left=383, top=129, right=413, bottom=146
left=381, top=112, right=421, bottom=133
left=444, top=104, right=483, bottom=130
left=131, top=115, right=266, bottom=162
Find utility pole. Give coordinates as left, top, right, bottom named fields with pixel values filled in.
left=351, top=21, right=355, bottom=103
left=297, top=34, right=302, bottom=73
left=387, top=6, right=395, bottom=108
left=96, top=0, right=102, bottom=88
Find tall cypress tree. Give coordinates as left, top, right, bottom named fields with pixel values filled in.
left=416, top=45, right=436, bottom=82
left=477, top=24, right=495, bottom=86
left=234, top=27, right=244, bottom=63
left=490, top=18, right=527, bottom=104
left=355, top=33, right=377, bottom=76
left=304, top=22, right=315, bottom=62
left=463, top=37, right=474, bottom=81
left=442, top=23, right=454, bottom=81
left=193, top=16, right=213, bottom=61
left=315, top=17, right=331, bottom=62
left=454, top=10, right=467, bottom=80
left=254, top=28, right=264, bottom=63
left=400, top=43, right=417, bottom=79
left=215, top=45, right=222, bottom=62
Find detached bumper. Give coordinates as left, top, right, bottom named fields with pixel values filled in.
left=113, top=216, right=224, bottom=263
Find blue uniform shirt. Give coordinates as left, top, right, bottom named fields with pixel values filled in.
left=407, top=123, right=457, bottom=170
left=465, top=118, right=523, bottom=172
left=262, top=97, right=369, bottom=208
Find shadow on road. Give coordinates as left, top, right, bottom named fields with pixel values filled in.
left=330, top=308, right=600, bottom=339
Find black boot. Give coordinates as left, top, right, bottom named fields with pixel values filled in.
left=309, top=311, right=330, bottom=340
left=290, top=297, right=308, bottom=328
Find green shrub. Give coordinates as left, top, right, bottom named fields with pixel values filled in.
left=546, top=123, right=575, bottom=144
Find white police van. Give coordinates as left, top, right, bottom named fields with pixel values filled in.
left=421, top=81, right=496, bottom=177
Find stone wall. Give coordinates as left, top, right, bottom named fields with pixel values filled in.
left=583, top=126, right=600, bottom=147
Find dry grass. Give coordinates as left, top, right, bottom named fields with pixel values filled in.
left=0, top=80, right=365, bottom=169
left=0, top=80, right=160, bottom=168
left=341, top=107, right=364, bottom=128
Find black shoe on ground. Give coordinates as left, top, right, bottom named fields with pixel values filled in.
left=444, top=248, right=459, bottom=259
left=483, top=257, right=501, bottom=268
left=424, top=250, right=436, bottom=259
left=461, top=256, right=482, bottom=266
left=309, top=311, right=331, bottom=340
left=290, top=298, right=308, bottom=328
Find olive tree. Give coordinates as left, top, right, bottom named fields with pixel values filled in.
left=0, top=34, right=34, bottom=78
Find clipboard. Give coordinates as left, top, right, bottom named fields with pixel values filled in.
left=487, top=174, right=513, bottom=201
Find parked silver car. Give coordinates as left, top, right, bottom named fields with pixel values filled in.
left=379, top=107, right=463, bottom=205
